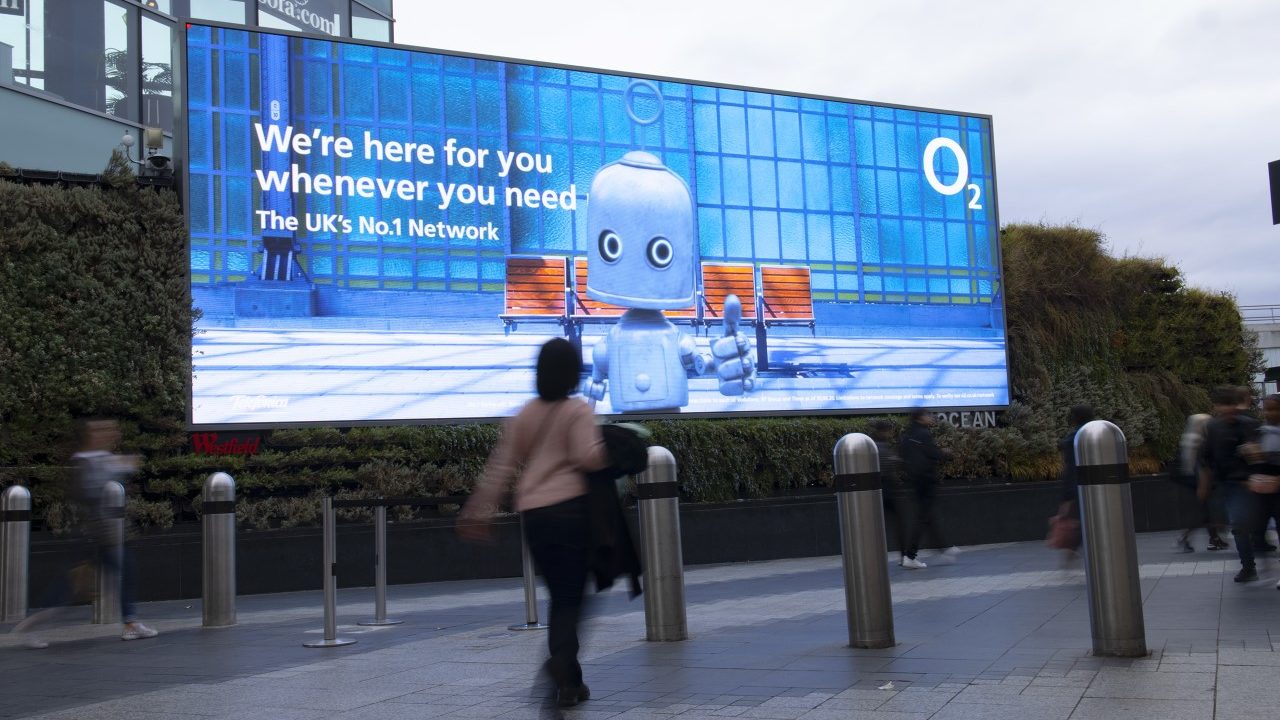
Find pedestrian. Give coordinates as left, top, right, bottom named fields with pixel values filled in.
left=1201, top=386, right=1262, bottom=582
left=1174, top=413, right=1229, bottom=553
left=870, top=420, right=909, bottom=563
left=1049, top=405, right=1093, bottom=563
left=1242, top=394, right=1280, bottom=588
left=899, top=409, right=957, bottom=569
left=458, top=338, right=608, bottom=708
left=10, top=419, right=159, bottom=648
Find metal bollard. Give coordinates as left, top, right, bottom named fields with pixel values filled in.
left=93, top=481, right=125, bottom=625
left=636, top=446, right=686, bottom=642
left=202, top=472, right=237, bottom=628
left=303, top=496, right=356, bottom=648
left=1, top=485, right=31, bottom=623
left=509, top=513, right=548, bottom=631
left=359, top=504, right=402, bottom=627
left=833, top=433, right=896, bottom=649
left=1075, top=420, right=1147, bottom=657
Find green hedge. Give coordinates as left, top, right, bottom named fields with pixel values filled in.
left=0, top=164, right=1256, bottom=531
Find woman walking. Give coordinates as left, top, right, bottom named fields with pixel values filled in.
left=458, top=338, right=607, bottom=708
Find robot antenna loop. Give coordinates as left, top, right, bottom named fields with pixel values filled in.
left=625, top=79, right=664, bottom=126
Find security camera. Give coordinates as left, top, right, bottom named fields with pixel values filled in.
left=147, top=154, right=171, bottom=169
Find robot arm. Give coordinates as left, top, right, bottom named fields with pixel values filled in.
left=582, top=336, right=609, bottom=408
left=709, top=294, right=756, bottom=396
left=679, top=333, right=708, bottom=375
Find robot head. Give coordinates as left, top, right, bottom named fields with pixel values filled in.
left=585, top=151, right=696, bottom=310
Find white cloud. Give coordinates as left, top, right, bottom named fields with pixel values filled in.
left=394, top=0, right=1280, bottom=303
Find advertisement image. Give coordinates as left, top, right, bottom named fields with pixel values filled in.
left=185, top=23, right=1008, bottom=426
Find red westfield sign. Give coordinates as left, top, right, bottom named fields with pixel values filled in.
left=191, top=432, right=263, bottom=456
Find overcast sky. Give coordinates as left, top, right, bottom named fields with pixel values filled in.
left=395, top=0, right=1280, bottom=306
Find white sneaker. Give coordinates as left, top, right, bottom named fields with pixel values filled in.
left=23, top=636, right=49, bottom=649
left=122, top=622, right=159, bottom=641
left=937, top=547, right=960, bottom=564
left=901, top=556, right=927, bottom=569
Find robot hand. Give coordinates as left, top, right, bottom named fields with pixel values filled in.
left=582, top=335, right=609, bottom=409
left=581, top=377, right=607, bottom=408
left=710, top=294, right=756, bottom=396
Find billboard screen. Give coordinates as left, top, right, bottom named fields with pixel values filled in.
left=184, top=22, right=1009, bottom=427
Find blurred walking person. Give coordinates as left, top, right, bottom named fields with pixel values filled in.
left=458, top=338, right=607, bottom=708
left=1242, top=394, right=1280, bottom=588
left=1173, top=413, right=1228, bottom=552
left=899, top=409, right=956, bottom=569
left=1202, top=387, right=1262, bottom=582
left=871, top=420, right=910, bottom=564
left=1048, top=405, right=1093, bottom=563
left=10, top=419, right=159, bottom=647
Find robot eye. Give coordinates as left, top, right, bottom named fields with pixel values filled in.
left=646, top=236, right=674, bottom=269
left=598, top=230, right=622, bottom=263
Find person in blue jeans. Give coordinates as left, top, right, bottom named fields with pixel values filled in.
left=1201, top=388, right=1262, bottom=583
left=1242, top=394, right=1280, bottom=588
left=11, top=419, right=159, bottom=647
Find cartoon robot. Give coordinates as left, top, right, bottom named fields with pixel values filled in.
left=581, top=148, right=756, bottom=412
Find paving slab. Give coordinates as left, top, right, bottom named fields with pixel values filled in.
left=3, top=533, right=1280, bottom=718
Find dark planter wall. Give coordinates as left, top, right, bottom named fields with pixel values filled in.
left=25, top=476, right=1201, bottom=604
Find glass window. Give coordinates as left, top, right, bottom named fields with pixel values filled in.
left=104, top=0, right=138, bottom=121
left=356, top=0, right=392, bottom=16
left=0, top=0, right=44, bottom=89
left=141, top=15, right=172, bottom=129
left=188, top=0, right=244, bottom=23
left=352, top=3, right=390, bottom=42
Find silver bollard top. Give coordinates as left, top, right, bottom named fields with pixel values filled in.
left=1074, top=420, right=1128, bottom=467
left=635, top=446, right=676, bottom=485
left=204, top=472, right=236, bottom=502
left=1, top=485, right=31, bottom=511
left=101, top=480, right=126, bottom=508
left=833, top=433, right=880, bottom=476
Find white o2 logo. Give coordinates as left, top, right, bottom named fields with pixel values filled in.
left=923, top=137, right=983, bottom=210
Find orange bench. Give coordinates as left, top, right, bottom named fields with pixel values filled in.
left=500, top=256, right=570, bottom=334
left=571, top=257, right=698, bottom=325
left=698, top=262, right=757, bottom=331
left=758, top=265, right=816, bottom=332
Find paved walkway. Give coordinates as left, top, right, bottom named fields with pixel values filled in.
left=3, top=532, right=1280, bottom=719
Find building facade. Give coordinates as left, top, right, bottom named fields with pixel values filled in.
left=0, top=0, right=393, bottom=173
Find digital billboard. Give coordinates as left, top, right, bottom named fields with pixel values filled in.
left=183, top=22, right=1008, bottom=427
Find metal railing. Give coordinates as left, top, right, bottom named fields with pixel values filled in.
left=1240, top=305, right=1280, bottom=324
left=305, top=494, right=544, bottom=648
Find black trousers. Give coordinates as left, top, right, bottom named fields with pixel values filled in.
left=906, top=483, right=949, bottom=560
left=523, top=495, right=590, bottom=689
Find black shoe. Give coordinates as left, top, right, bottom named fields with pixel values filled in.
left=1234, top=567, right=1258, bottom=583
left=556, top=684, right=589, bottom=708
left=1209, top=538, right=1229, bottom=551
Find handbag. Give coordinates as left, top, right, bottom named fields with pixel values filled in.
left=1046, top=503, right=1080, bottom=550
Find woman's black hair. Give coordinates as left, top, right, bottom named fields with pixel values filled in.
left=535, top=338, right=582, bottom=401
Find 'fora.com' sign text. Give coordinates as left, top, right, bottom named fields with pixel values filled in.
left=258, top=0, right=343, bottom=36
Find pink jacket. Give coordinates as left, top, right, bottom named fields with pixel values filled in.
left=466, top=398, right=607, bottom=514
